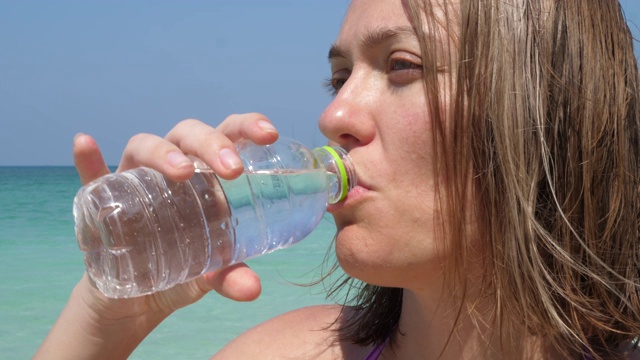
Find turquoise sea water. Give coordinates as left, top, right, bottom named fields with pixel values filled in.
left=0, top=166, right=338, bottom=359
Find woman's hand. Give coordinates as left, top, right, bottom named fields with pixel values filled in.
left=35, top=114, right=278, bottom=360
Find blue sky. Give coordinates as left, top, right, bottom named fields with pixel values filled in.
left=1, top=0, right=639, bottom=166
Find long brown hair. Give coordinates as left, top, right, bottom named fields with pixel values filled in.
left=326, top=1, right=640, bottom=358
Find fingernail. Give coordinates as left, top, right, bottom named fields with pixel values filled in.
left=167, top=152, right=193, bottom=169
left=257, top=120, right=277, bottom=134
left=219, top=148, right=243, bottom=171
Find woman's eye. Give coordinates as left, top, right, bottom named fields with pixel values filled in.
left=323, top=78, right=346, bottom=96
left=324, top=70, right=350, bottom=96
left=388, top=58, right=422, bottom=72
left=331, top=78, right=347, bottom=91
left=387, top=57, right=422, bottom=85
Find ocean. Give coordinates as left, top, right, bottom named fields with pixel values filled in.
left=0, top=166, right=339, bottom=359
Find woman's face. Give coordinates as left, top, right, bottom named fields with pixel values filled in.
left=320, top=0, right=455, bottom=289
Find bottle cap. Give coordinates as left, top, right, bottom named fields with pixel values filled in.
left=320, top=146, right=348, bottom=201
left=313, top=145, right=356, bottom=203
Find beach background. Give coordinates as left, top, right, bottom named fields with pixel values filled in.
left=0, top=165, right=341, bottom=359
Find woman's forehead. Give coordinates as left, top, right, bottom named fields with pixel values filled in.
left=342, top=0, right=413, bottom=33
left=336, top=0, right=459, bottom=51
left=341, top=0, right=459, bottom=34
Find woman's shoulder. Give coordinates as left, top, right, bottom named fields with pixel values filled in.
left=211, top=304, right=371, bottom=360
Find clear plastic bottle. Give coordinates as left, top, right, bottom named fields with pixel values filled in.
left=73, top=137, right=356, bottom=298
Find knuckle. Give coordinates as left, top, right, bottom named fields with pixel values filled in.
left=201, top=129, right=225, bottom=148
left=173, top=118, right=202, bottom=132
left=246, top=112, right=268, bottom=122
left=223, top=113, right=241, bottom=123
left=181, top=118, right=202, bottom=126
left=224, top=113, right=267, bottom=124
left=126, top=133, right=152, bottom=148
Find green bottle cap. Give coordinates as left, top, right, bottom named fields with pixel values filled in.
left=321, top=146, right=348, bottom=202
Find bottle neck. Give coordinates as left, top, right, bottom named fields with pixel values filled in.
left=312, top=146, right=357, bottom=204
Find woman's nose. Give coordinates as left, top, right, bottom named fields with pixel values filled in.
left=318, top=75, right=376, bottom=150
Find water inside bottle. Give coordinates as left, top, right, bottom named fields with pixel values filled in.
left=217, top=169, right=335, bottom=262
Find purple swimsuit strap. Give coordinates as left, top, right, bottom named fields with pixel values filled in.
left=364, top=333, right=392, bottom=360
left=364, top=341, right=386, bottom=360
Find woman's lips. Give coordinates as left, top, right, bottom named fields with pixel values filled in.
left=327, top=184, right=370, bottom=213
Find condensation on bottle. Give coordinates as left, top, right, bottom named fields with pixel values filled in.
left=73, top=137, right=356, bottom=298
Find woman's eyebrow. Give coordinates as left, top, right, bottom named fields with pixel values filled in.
left=362, top=26, right=416, bottom=48
left=328, top=26, right=417, bottom=61
left=328, top=44, right=346, bottom=61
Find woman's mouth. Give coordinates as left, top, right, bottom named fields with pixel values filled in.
left=327, top=184, right=370, bottom=213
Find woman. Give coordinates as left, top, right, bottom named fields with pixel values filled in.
left=36, top=0, right=640, bottom=359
